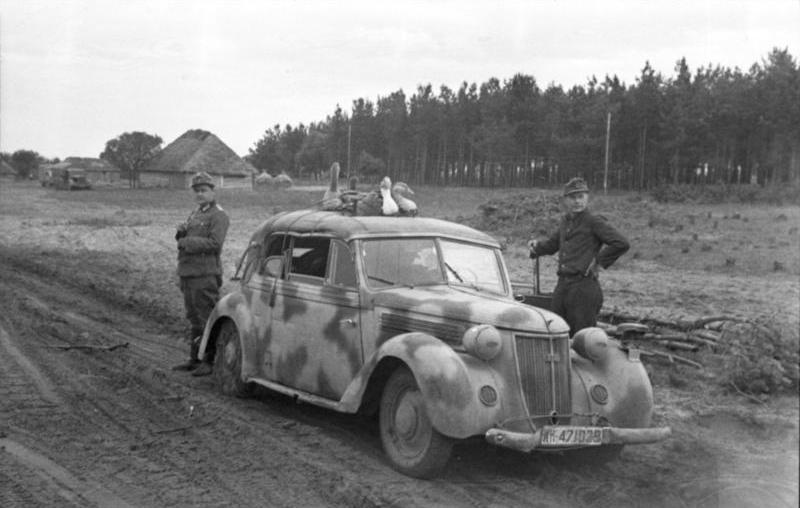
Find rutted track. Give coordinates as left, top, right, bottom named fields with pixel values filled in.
left=0, top=256, right=797, bottom=507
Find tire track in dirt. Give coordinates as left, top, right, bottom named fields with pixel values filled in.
left=1, top=438, right=137, bottom=508
left=0, top=323, right=63, bottom=406
left=1, top=251, right=797, bottom=507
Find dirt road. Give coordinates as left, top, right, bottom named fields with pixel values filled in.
left=0, top=252, right=796, bottom=508
left=0, top=182, right=797, bottom=507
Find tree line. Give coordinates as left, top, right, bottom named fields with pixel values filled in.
left=247, top=47, right=799, bottom=190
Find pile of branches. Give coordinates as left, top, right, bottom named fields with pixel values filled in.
left=599, top=311, right=799, bottom=398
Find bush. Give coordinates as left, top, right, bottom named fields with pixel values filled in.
left=717, top=318, right=800, bottom=396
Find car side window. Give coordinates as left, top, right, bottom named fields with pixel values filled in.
left=289, top=236, right=330, bottom=283
left=239, top=242, right=261, bottom=282
left=330, top=240, right=357, bottom=288
left=259, top=234, right=288, bottom=277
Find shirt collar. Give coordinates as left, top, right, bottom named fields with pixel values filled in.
left=199, top=201, right=216, bottom=212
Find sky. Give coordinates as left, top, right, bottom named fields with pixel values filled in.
left=1, top=0, right=798, bottom=159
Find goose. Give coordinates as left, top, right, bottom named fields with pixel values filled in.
left=391, top=182, right=418, bottom=216
left=352, top=176, right=398, bottom=216
left=321, top=162, right=343, bottom=210
left=380, top=176, right=399, bottom=215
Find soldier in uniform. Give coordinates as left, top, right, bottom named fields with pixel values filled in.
left=528, top=177, right=629, bottom=336
left=172, top=172, right=230, bottom=376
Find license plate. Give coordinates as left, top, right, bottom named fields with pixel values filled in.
left=540, top=426, right=605, bottom=447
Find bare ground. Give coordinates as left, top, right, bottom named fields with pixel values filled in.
left=0, top=181, right=797, bottom=507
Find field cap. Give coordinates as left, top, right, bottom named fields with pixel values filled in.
left=191, top=172, right=215, bottom=189
left=563, top=177, right=589, bottom=196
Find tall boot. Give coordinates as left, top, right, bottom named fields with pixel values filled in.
left=172, top=337, right=201, bottom=371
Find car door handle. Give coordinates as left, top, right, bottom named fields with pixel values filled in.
left=340, top=318, right=358, bottom=327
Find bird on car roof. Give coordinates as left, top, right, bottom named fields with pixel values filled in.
left=353, top=176, right=398, bottom=216
left=320, top=162, right=343, bottom=210
left=391, top=182, right=418, bottom=216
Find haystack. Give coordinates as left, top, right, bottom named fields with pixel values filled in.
left=143, top=129, right=256, bottom=189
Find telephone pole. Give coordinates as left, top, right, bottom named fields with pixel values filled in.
left=603, top=111, right=611, bottom=195
left=347, top=123, right=352, bottom=181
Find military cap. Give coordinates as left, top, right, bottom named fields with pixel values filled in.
left=191, top=172, right=215, bottom=189
left=563, top=177, right=589, bottom=196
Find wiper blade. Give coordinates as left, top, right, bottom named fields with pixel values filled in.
left=444, top=262, right=463, bottom=282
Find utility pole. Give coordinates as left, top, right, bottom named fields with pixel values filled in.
left=346, top=123, right=352, bottom=181
left=603, top=111, right=611, bottom=195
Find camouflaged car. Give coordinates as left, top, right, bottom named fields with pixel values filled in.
left=197, top=210, right=670, bottom=478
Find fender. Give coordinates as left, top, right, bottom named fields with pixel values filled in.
left=339, top=332, right=507, bottom=439
left=197, top=292, right=261, bottom=379
left=569, top=345, right=654, bottom=428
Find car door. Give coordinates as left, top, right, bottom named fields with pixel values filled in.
left=243, top=233, right=288, bottom=380
left=269, top=236, right=362, bottom=400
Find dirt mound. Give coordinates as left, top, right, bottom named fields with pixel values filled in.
left=466, top=193, right=562, bottom=239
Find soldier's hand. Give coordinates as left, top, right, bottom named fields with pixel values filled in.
left=175, top=224, right=187, bottom=241
left=527, top=239, right=538, bottom=257
left=585, top=260, right=602, bottom=278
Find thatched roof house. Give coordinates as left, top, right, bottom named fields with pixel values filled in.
left=0, top=160, right=16, bottom=179
left=142, top=129, right=256, bottom=189
left=39, top=157, right=121, bottom=186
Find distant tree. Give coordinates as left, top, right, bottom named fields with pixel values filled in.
left=355, top=150, right=386, bottom=178
left=294, top=130, right=328, bottom=178
left=11, top=149, right=40, bottom=179
left=100, top=132, right=162, bottom=188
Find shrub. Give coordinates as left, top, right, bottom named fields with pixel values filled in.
left=717, top=318, right=800, bottom=396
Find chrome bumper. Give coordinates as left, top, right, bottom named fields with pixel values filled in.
left=485, top=426, right=672, bottom=453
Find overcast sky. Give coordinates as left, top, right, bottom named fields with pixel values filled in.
left=1, top=0, right=798, bottom=159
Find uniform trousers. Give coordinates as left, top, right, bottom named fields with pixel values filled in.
left=551, top=274, right=603, bottom=336
left=180, top=275, right=221, bottom=360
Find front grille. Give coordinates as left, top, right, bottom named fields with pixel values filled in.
left=514, top=333, right=571, bottom=424
left=380, top=313, right=466, bottom=345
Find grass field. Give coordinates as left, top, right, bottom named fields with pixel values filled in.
left=2, top=179, right=798, bottom=395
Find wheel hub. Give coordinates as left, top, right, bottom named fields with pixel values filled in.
left=394, top=392, right=419, bottom=439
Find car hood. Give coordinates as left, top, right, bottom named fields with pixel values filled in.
left=371, top=285, right=569, bottom=334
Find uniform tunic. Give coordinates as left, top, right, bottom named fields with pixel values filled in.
left=176, top=201, right=230, bottom=359
left=531, top=209, right=629, bottom=335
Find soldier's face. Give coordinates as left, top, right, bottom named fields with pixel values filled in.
left=564, top=192, right=589, bottom=214
left=193, top=185, right=215, bottom=205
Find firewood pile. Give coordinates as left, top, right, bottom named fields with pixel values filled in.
left=597, top=311, right=799, bottom=397
left=598, top=312, right=763, bottom=370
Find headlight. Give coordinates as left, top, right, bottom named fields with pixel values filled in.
left=571, top=327, right=609, bottom=363
left=462, top=324, right=502, bottom=361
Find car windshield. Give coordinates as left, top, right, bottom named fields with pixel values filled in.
left=361, top=238, right=506, bottom=295
left=439, top=239, right=506, bottom=295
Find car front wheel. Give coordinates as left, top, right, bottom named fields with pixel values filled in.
left=214, top=321, right=251, bottom=397
left=379, top=366, right=453, bottom=478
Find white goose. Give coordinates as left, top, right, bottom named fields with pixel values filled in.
left=352, top=176, right=398, bottom=216
left=379, top=176, right=399, bottom=215
left=391, top=182, right=417, bottom=216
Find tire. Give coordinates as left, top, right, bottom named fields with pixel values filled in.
left=214, top=321, right=251, bottom=397
left=379, top=366, right=453, bottom=478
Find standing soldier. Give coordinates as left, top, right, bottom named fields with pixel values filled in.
left=528, top=177, right=629, bottom=336
left=173, top=172, right=230, bottom=376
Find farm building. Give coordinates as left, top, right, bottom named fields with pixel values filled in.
left=39, top=157, right=121, bottom=186
left=0, top=160, right=17, bottom=179
left=142, top=129, right=256, bottom=189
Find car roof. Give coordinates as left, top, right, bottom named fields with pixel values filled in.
left=251, top=210, right=500, bottom=247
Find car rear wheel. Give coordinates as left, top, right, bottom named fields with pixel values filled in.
left=214, top=321, right=251, bottom=397
left=379, top=366, right=453, bottom=478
